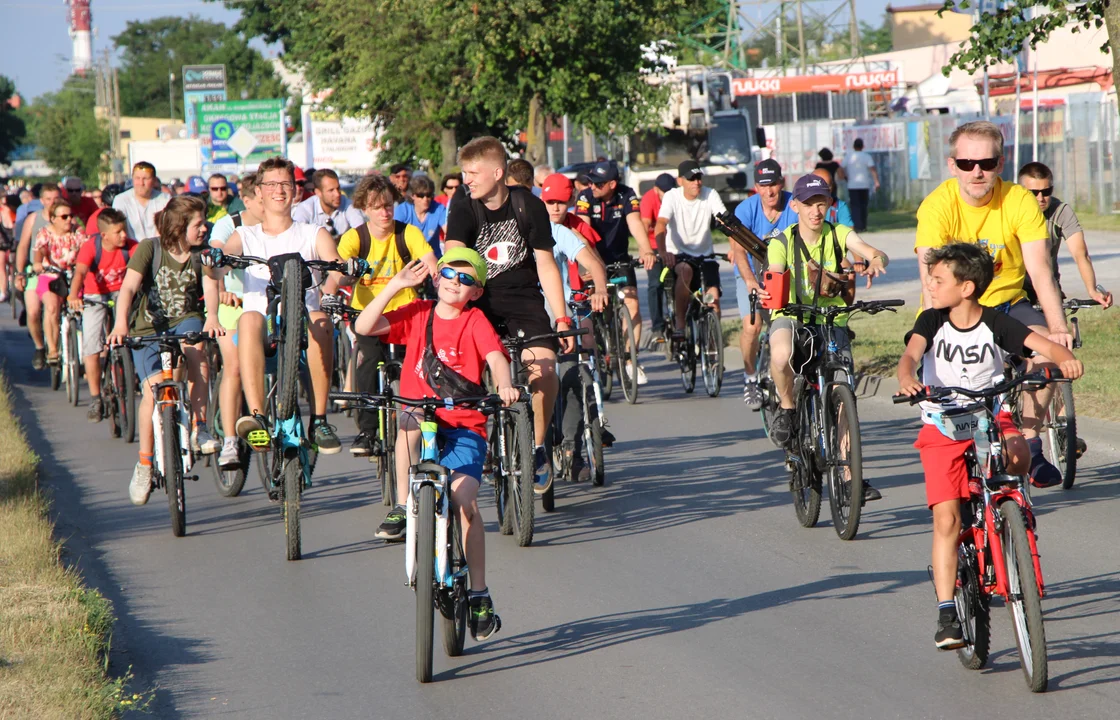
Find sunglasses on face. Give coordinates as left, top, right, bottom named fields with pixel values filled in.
left=439, top=266, right=478, bottom=286
left=954, top=157, right=1000, bottom=172
left=1031, top=186, right=1054, bottom=198
left=54, top=214, right=72, bottom=220
left=413, top=193, right=432, bottom=199
left=592, top=181, right=609, bottom=188
left=209, top=186, right=228, bottom=192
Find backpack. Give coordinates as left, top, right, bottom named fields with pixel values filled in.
left=86, top=235, right=132, bottom=278
left=467, top=185, right=535, bottom=249
left=131, top=238, right=203, bottom=332
left=354, top=220, right=411, bottom=268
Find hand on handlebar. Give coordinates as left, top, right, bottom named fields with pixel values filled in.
left=745, top=280, right=769, bottom=301
left=203, top=316, right=226, bottom=338
left=345, top=257, right=370, bottom=278
left=1090, top=287, right=1113, bottom=309
left=639, top=250, right=658, bottom=271
left=1059, top=358, right=1084, bottom=381
left=896, top=374, right=925, bottom=397
left=658, top=249, right=676, bottom=269
left=201, top=246, right=224, bottom=268
left=498, top=384, right=521, bottom=408
left=67, top=295, right=83, bottom=312
left=590, top=289, right=608, bottom=313
left=558, top=330, right=575, bottom=354
left=106, top=322, right=129, bottom=348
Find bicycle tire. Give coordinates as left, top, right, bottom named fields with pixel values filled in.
left=66, top=320, right=81, bottom=406
left=162, top=405, right=186, bottom=537
left=440, top=508, right=469, bottom=657
left=1041, top=382, right=1077, bottom=490
left=827, top=384, right=863, bottom=541
left=380, top=377, right=400, bottom=507
left=956, top=542, right=991, bottom=670
left=594, top=313, right=614, bottom=401
left=283, top=455, right=302, bottom=561
left=256, top=373, right=278, bottom=498
left=700, top=310, right=723, bottom=397
left=582, top=367, right=605, bottom=486
left=49, top=360, right=61, bottom=391
left=331, top=326, right=350, bottom=414
left=492, top=416, right=513, bottom=536
left=276, top=257, right=305, bottom=422
left=661, top=284, right=675, bottom=362
left=615, top=304, right=639, bottom=404
left=680, top=317, right=696, bottom=393
left=508, top=407, right=535, bottom=547
left=790, top=396, right=822, bottom=528
left=758, top=340, right=776, bottom=439
left=103, top=354, right=120, bottom=438
left=119, top=349, right=137, bottom=443
left=415, top=483, right=436, bottom=683
left=208, top=365, right=249, bottom=498
left=1000, top=499, right=1048, bottom=692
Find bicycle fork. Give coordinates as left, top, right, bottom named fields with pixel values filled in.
left=404, top=422, right=455, bottom=589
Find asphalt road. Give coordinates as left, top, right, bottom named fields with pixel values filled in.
left=3, top=240, right=1120, bottom=717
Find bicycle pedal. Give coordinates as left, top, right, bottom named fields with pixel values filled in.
left=246, top=429, right=271, bottom=449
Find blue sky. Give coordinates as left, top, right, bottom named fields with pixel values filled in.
left=1, top=0, right=896, bottom=102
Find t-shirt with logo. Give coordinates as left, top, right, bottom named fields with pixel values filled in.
left=915, top=178, right=1048, bottom=307
left=906, top=306, right=1031, bottom=420
left=126, top=238, right=204, bottom=337
left=657, top=186, right=727, bottom=256
left=445, top=188, right=554, bottom=292
left=382, top=300, right=509, bottom=437
left=76, top=237, right=139, bottom=295
left=732, top=190, right=797, bottom=276
left=337, top=222, right=433, bottom=311
left=574, top=184, right=641, bottom=264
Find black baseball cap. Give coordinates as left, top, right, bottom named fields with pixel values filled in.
left=586, top=161, right=619, bottom=183
left=654, top=173, right=676, bottom=192
left=755, top=158, right=783, bottom=186
left=677, top=160, right=703, bottom=179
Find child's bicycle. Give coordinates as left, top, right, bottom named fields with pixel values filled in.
left=328, top=390, right=521, bottom=683
left=895, top=369, right=1064, bottom=693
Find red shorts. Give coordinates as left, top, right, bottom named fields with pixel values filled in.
left=915, top=410, right=1020, bottom=508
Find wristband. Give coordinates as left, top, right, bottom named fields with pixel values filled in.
left=555, top=316, right=573, bottom=327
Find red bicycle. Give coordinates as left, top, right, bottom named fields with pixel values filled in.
left=896, top=369, right=1063, bottom=693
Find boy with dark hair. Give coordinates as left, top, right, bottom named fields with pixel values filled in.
left=506, top=159, right=535, bottom=189
left=896, top=242, right=1082, bottom=649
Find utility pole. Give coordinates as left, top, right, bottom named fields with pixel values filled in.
left=796, top=0, right=807, bottom=73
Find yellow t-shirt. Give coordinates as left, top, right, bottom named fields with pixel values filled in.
left=768, top=222, right=851, bottom=325
left=915, top=178, right=1048, bottom=307
left=337, top=222, right=433, bottom=311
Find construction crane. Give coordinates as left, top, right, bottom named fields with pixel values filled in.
left=66, top=0, right=93, bottom=76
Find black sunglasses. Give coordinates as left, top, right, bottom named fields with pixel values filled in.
left=209, top=185, right=228, bottom=192
left=439, top=266, right=478, bottom=286
left=54, top=213, right=72, bottom=220
left=413, top=193, right=432, bottom=199
left=954, top=157, right=1000, bottom=172
left=1031, top=186, right=1054, bottom=198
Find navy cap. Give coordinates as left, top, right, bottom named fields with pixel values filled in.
left=755, top=159, right=783, bottom=186
left=586, top=161, right=619, bottom=183
left=677, top=160, right=703, bottom=179
left=792, top=173, right=832, bottom=203
left=654, top=173, right=676, bottom=192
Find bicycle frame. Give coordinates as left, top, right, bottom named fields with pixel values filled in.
left=148, top=341, right=194, bottom=486
left=404, top=417, right=459, bottom=590
left=60, top=306, right=82, bottom=387
left=569, top=299, right=606, bottom=429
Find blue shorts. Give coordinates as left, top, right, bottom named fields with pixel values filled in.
left=439, top=428, right=487, bottom=483
left=131, top=317, right=205, bottom=380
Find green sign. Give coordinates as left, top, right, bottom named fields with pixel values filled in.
left=198, top=99, right=285, bottom=170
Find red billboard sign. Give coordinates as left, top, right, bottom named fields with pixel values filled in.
left=732, top=70, right=900, bottom=96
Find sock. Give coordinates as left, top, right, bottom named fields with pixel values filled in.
left=90, top=394, right=100, bottom=402
left=139, top=452, right=153, bottom=467
left=937, top=600, right=956, bottom=616
left=745, top=371, right=758, bottom=383
left=311, top=414, right=326, bottom=426
left=1027, top=436, right=1043, bottom=458
left=468, top=587, right=490, bottom=600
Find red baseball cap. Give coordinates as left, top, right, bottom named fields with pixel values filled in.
left=293, top=166, right=306, bottom=182
left=540, top=173, right=573, bottom=203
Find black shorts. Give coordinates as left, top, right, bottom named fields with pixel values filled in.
left=676, top=255, right=722, bottom=294
left=475, top=283, right=558, bottom=352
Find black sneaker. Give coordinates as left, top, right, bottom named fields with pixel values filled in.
left=350, top=431, right=381, bottom=457
left=863, top=482, right=882, bottom=503
left=31, top=347, right=46, bottom=370
left=601, top=428, right=616, bottom=448
left=87, top=396, right=103, bottom=423
left=311, top=420, right=342, bottom=455
left=469, top=593, right=502, bottom=641
left=1028, top=452, right=1062, bottom=488
left=770, top=408, right=795, bottom=449
left=375, top=505, right=406, bottom=541
left=533, top=445, right=553, bottom=495
left=935, top=609, right=965, bottom=649
left=571, top=458, right=591, bottom=483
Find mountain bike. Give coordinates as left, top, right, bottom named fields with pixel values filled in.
left=329, top=390, right=517, bottom=683
left=84, top=297, right=137, bottom=442
left=119, top=332, right=211, bottom=537
left=592, top=260, right=640, bottom=404
left=662, top=253, right=724, bottom=397
left=328, top=287, right=356, bottom=416
left=43, top=265, right=78, bottom=397
left=747, top=291, right=778, bottom=439
left=895, top=369, right=1062, bottom=693
left=551, top=297, right=608, bottom=489
left=781, top=300, right=904, bottom=540
left=203, top=340, right=251, bottom=497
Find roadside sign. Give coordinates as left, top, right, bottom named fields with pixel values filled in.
left=198, top=99, right=285, bottom=173
left=302, top=106, right=381, bottom=171
left=182, top=64, right=227, bottom=138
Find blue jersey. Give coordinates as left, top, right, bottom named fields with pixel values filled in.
left=732, top=191, right=797, bottom=275
left=551, top=221, right=587, bottom=304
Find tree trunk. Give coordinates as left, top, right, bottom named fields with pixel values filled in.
left=525, top=93, right=547, bottom=166
left=439, top=126, right=458, bottom=175
left=1105, top=5, right=1120, bottom=111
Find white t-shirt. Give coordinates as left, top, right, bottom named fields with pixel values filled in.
left=657, top=186, right=727, bottom=256
left=843, top=150, right=876, bottom=190
left=237, top=221, right=323, bottom=314
left=112, top=189, right=170, bottom=240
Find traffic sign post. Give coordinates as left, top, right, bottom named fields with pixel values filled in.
left=198, top=99, right=286, bottom=175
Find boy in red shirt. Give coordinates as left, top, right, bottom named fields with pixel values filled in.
left=67, top=208, right=139, bottom=423
left=354, top=247, right=517, bottom=641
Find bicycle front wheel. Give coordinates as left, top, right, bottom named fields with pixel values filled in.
left=614, top=304, right=639, bottom=404
left=440, top=508, right=468, bottom=657
left=790, top=398, right=821, bottom=528
left=700, top=310, right=723, bottom=397
left=66, top=320, right=81, bottom=406
left=1000, top=499, right=1048, bottom=692
left=594, top=314, right=614, bottom=401
left=827, top=384, right=863, bottom=541
left=276, top=258, right=305, bottom=422
left=505, top=407, right=535, bottom=547
left=582, top=367, right=605, bottom=487
left=379, top=377, right=400, bottom=507
left=162, top=405, right=186, bottom=537
left=415, top=483, right=436, bottom=683
left=103, top=353, right=120, bottom=438
left=1041, top=382, right=1077, bottom=490
left=956, top=542, right=991, bottom=670
left=661, top=283, right=675, bottom=361
left=119, top=349, right=138, bottom=443
left=680, top=317, right=696, bottom=394
left=282, top=456, right=302, bottom=561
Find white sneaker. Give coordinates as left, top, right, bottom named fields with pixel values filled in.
left=192, top=426, right=220, bottom=455
left=635, top=364, right=649, bottom=386
left=218, top=438, right=241, bottom=469
left=129, top=463, right=152, bottom=505
left=743, top=379, right=764, bottom=410
left=0, top=291, right=8, bottom=304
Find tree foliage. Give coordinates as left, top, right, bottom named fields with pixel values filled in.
left=27, top=76, right=107, bottom=183
left=0, top=75, right=27, bottom=165
left=113, top=15, right=285, bottom=118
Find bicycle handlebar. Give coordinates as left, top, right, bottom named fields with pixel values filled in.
left=783, top=299, right=905, bottom=319
left=328, top=390, right=527, bottom=410
left=119, top=331, right=212, bottom=349
left=892, top=368, right=1065, bottom=405
left=503, top=327, right=590, bottom=349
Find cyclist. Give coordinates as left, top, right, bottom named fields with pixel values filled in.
left=0, top=194, right=15, bottom=305
left=394, top=174, right=447, bottom=256
left=291, top=168, right=366, bottom=240
left=353, top=248, right=517, bottom=640
left=205, top=174, right=233, bottom=223
left=106, top=195, right=223, bottom=505
left=212, top=157, right=350, bottom=455
left=435, top=173, right=462, bottom=209
left=389, top=164, right=412, bottom=197
left=444, top=137, right=575, bottom=492
left=112, top=162, right=170, bottom=241
left=84, top=184, right=124, bottom=235
left=1017, top=162, right=1113, bottom=308
left=67, top=208, right=138, bottom=422
left=915, top=120, right=1073, bottom=488
left=336, top=173, right=437, bottom=458
left=574, top=161, right=658, bottom=384
left=14, top=183, right=62, bottom=369
left=61, top=177, right=99, bottom=226
left=732, top=159, right=797, bottom=409
left=639, top=173, right=677, bottom=345
left=766, top=174, right=889, bottom=501
left=654, top=161, right=727, bottom=336
left=896, top=242, right=1082, bottom=649
left=32, top=198, right=85, bottom=367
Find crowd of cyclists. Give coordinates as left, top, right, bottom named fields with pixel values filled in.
left=0, top=118, right=1112, bottom=660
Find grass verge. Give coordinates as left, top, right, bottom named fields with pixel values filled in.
left=0, top=366, right=144, bottom=718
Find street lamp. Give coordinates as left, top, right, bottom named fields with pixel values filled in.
left=169, top=69, right=176, bottom=120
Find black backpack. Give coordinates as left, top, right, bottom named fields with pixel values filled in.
left=467, top=185, right=535, bottom=247
left=354, top=220, right=411, bottom=268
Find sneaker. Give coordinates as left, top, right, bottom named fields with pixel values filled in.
left=375, top=505, right=407, bottom=541
left=935, top=609, right=966, bottom=650
left=18, top=308, right=27, bottom=327
left=572, top=459, right=591, bottom=483
left=192, top=426, right=220, bottom=455
left=350, top=431, right=381, bottom=457
left=218, top=438, right=241, bottom=469
left=769, top=408, right=796, bottom=449
left=533, top=445, right=553, bottom=495
left=469, top=592, right=502, bottom=641
left=862, top=482, right=882, bottom=503
left=129, top=463, right=152, bottom=506
left=601, top=428, right=615, bottom=448
left=236, top=414, right=270, bottom=449
left=312, top=420, right=342, bottom=455
left=625, top=362, right=648, bottom=386
left=87, top=397, right=103, bottom=423
left=31, top=347, right=46, bottom=370
left=743, top=379, right=764, bottom=410
left=1027, top=441, right=1062, bottom=488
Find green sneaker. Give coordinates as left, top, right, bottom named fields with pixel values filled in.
left=375, top=505, right=406, bottom=541
left=469, top=592, right=502, bottom=640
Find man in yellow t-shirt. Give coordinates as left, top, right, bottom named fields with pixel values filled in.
left=337, top=174, right=438, bottom=457
left=914, top=120, right=1071, bottom=488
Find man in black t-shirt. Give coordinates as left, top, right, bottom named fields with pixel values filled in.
left=574, top=161, right=656, bottom=375
left=445, top=137, right=573, bottom=494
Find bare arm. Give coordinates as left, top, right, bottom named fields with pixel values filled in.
left=626, top=212, right=654, bottom=268
left=314, top=227, right=344, bottom=295
left=15, top=215, right=35, bottom=273
left=916, top=246, right=934, bottom=310
left=574, top=246, right=609, bottom=312
left=107, top=268, right=145, bottom=343
left=844, top=231, right=888, bottom=285
left=353, top=261, right=427, bottom=336
left=1022, top=239, right=1071, bottom=343
left=67, top=263, right=89, bottom=310
left=1065, top=231, right=1113, bottom=307
left=486, top=350, right=520, bottom=407
left=870, top=166, right=880, bottom=190
left=653, top=217, right=673, bottom=265
left=1023, top=331, right=1083, bottom=379
left=896, top=333, right=928, bottom=395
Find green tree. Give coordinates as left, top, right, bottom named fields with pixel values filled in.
left=860, top=14, right=894, bottom=55
left=113, top=15, right=286, bottom=118
left=27, top=76, right=107, bottom=183
left=0, top=75, right=28, bottom=164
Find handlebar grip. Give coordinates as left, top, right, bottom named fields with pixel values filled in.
left=892, top=394, right=914, bottom=404
left=878, top=299, right=906, bottom=308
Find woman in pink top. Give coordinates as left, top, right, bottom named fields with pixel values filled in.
left=32, top=198, right=86, bottom=364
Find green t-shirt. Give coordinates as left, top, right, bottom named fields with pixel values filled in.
left=127, top=238, right=204, bottom=336
left=768, top=222, right=851, bottom=325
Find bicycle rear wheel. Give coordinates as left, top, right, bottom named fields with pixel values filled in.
left=282, top=455, right=302, bottom=561
left=330, top=325, right=350, bottom=414
left=162, top=405, right=186, bottom=537
left=440, top=508, right=468, bottom=657
left=505, top=407, right=535, bottom=547
left=415, top=483, right=436, bottom=683
left=103, top=355, right=120, bottom=438
left=66, top=320, right=81, bottom=406
left=1000, top=499, right=1048, bottom=692
left=790, top=397, right=821, bottom=528
left=582, top=367, right=605, bottom=486
left=379, top=378, right=400, bottom=507
left=276, top=258, right=305, bottom=422
left=700, top=310, right=723, bottom=397
left=1040, top=382, right=1077, bottom=490
left=956, top=542, right=991, bottom=670
left=208, top=365, right=249, bottom=498
left=614, top=304, right=639, bottom=404
left=827, top=384, right=863, bottom=541
left=679, top=317, right=696, bottom=393
left=594, top=314, right=614, bottom=401
left=119, top=349, right=137, bottom=443
left=661, top=283, right=675, bottom=361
